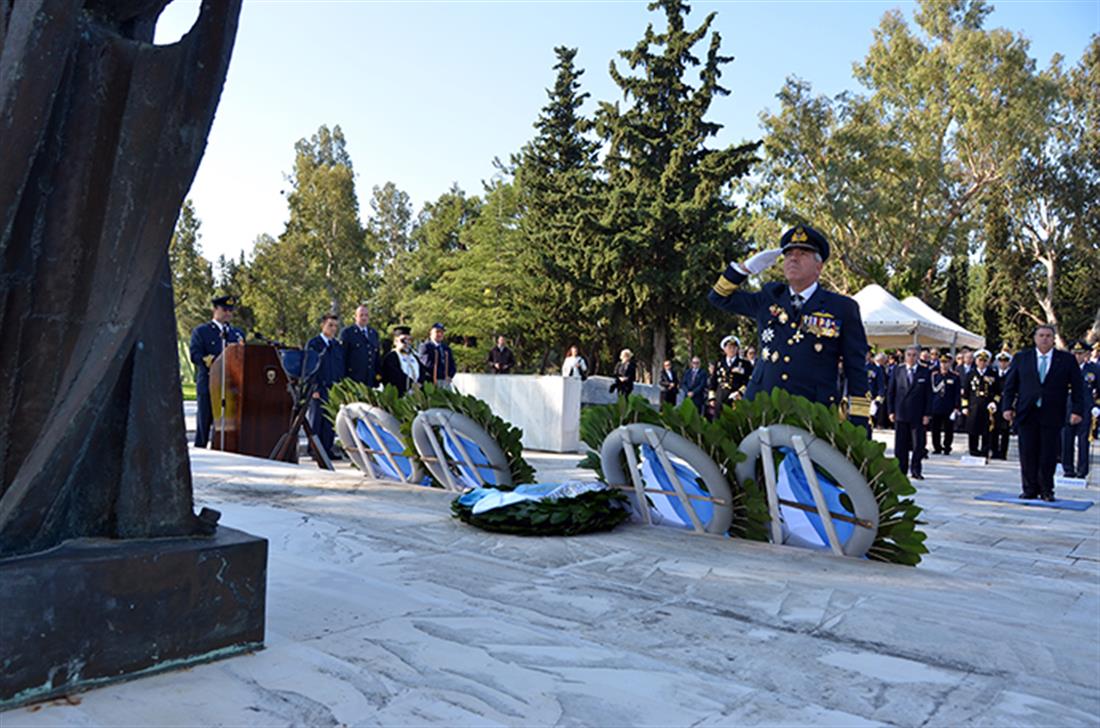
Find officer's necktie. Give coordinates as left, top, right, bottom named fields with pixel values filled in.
left=791, top=293, right=803, bottom=317
left=1038, top=353, right=1048, bottom=383
left=907, top=367, right=913, bottom=386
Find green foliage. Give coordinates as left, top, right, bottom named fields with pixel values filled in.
left=244, top=125, right=374, bottom=344
left=323, top=380, right=536, bottom=488
left=579, top=390, right=928, bottom=565
left=594, top=0, right=759, bottom=379
left=168, top=199, right=215, bottom=341
left=450, top=489, right=630, bottom=537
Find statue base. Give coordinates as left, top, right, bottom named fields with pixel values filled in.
left=0, top=527, right=267, bottom=710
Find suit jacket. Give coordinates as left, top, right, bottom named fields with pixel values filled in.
left=887, top=364, right=932, bottom=423
left=381, top=349, right=420, bottom=396
left=307, top=335, right=346, bottom=395
left=682, top=367, right=707, bottom=400
left=1002, top=348, right=1085, bottom=427
left=340, top=325, right=382, bottom=386
left=708, top=267, right=869, bottom=412
left=487, top=345, right=516, bottom=374
left=659, top=368, right=679, bottom=393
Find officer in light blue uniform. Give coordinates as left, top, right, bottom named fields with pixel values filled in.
left=189, top=295, right=245, bottom=447
left=307, top=313, right=347, bottom=460
left=340, top=303, right=382, bottom=387
left=707, top=224, right=872, bottom=428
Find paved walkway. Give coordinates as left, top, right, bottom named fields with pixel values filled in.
left=8, top=431, right=1099, bottom=727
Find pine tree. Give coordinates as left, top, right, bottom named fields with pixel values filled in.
left=594, top=0, right=758, bottom=380
left=168, top=199, right=215, bottom=341
left=513, top=46, right=606, bottom=363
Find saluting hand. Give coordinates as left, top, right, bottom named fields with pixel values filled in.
left=739, top=248, right=783, bottom=275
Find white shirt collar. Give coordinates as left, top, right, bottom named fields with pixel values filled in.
left=1035, top=347, right=1051, bottom=359
left=790, top=281, right=818, bottom=302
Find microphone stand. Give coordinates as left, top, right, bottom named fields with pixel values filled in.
left=219, top=324, right=228, bottom=451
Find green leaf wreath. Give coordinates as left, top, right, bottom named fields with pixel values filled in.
left=450, top=489, right=630, bottom=536
left=324, top=379, right=536, bottom=488
left=580, top=389, right=928, bottom=566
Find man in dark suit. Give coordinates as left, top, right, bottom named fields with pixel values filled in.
left=307, top=314, right=347, bottom=460
left=189, top=295, right=245, bottom=447
left=682, top=356, right=708, bottom=414
left=1003, top=325, right=1086, bottom=501
left=887, top=346, right=933, bottom=479
left=1062, top=340, right=1100, bottom=479
left=659, top=359, right=679, bottom=405
left=487, top=335, right=516, bottom=374
left=341, top=304, right=382, bottom=388
left=707, top=224, right=872, bottom=428
left=929, top=354, right=961, bottom=455
left=418, top=322, right=456, bottom=388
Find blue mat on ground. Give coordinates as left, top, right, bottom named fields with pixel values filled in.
left=975, top=492, right=1093, bottom=511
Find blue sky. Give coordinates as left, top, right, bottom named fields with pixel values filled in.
left=154, top=0, right=1098, bottom=266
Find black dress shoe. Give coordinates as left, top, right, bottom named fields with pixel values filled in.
left=1040, top=493, right=1056, bottom=502
left=1063, top=471, right=1077, bottom=479
left=1018, top=493, right=1038, bottom=500
left=911, top=473, right=924, bottom=480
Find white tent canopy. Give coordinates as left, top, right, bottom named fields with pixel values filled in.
left=900, top=296, right=985, bottom=350
left=852, top=284, right=975, bottom=349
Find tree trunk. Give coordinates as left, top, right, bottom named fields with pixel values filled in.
left=651, top=324, right=668, bottom=385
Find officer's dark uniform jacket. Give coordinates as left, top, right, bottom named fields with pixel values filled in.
left=710, top=355, right=753, bottom=404
left=962, top=366, right=1000, bottom=431
left=341, top=324, right=382, bottom=386
left=307, top=334, right=347, bottom=396
left=190, top=320, right=244, bottom=446
left=707, top=267, right=871, bottom=418
left=930, top=369, right=961, bottom=415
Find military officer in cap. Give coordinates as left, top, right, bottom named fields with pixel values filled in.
left=418, top=322, right=456, bottom=388
left=929, top=354, right=961, bottom=455
left=381, top=326, right=421, bottom=396
left=189, top=295, right=245, bottom=447
left=962, top=349, right=1000, bottom=458
left=707, top=224, right=872, bottom=428
left=341, top=304, right=382, bottom=388
left=1062, top=340, right=1100, bottom=479
left=991, top=351, right=1013, bottom=459
left=710, top=335, right=753, bottom=408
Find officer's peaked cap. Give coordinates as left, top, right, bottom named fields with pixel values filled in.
left=780, top=225, right=829, bottom=262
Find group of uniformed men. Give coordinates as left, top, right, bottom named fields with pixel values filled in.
left=706, top=222, right=1098, bottom=501
left=190, top=299, right=456, bottom=461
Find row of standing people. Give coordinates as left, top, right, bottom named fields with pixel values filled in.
left=872, top=339, right=1099, bottom=491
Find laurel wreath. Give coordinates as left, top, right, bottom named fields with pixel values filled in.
left=580, top=389, right=928, bottom=566
left=324, top=379, right=536, bottom=488
left=450, top=488, right=631, bottom=536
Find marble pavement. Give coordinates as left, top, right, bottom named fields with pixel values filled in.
left=6, top=437, right=1100, bottom=727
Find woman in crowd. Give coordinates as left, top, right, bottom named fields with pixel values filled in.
left=610, top=349, right=636, bottom=397
left=561, top=345, right=588, bottom=379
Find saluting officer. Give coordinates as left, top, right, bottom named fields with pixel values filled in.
left=1062, top=340, right=1100, bottom=479
left=929, top=354, right=961, bottom=455
left=189, top=295, right=245, bottom=448
left=991, top=351, right=1013, bottom=459
left=707, top=224, right=872, bottom=427
left=341, top=304, right=382, bottom=388
left=962, top=349, right=1000, bottom=458
left=710, top=335, right=753, bottom=408
left=418, top=322, right=456, bottom=388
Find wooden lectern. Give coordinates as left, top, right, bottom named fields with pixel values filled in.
left=209, top=343, right=292, bottom=458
